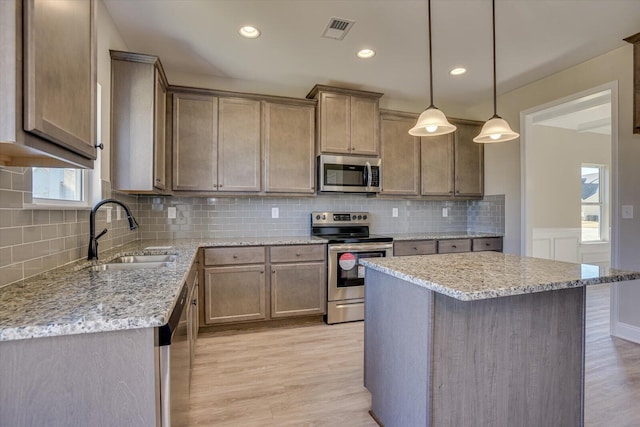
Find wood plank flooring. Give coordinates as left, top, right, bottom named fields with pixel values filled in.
left=190, top=284, right=640, bottom=426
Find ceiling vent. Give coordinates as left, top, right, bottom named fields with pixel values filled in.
left=322, top=17, right=355, bottom=40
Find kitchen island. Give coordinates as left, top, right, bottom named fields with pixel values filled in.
left=360, top=252, right=640, bottom=427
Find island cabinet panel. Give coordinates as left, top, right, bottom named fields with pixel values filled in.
left=380, top=111, right=420, bottom=196
left=172, top=93, right=218, bottom=191
left=203, top=265, right=267, bottom=324
left=270, top=244, right=326, bottom=318
left=393, top=240, right=437, bottom=256
left=263, top=102, right=315, bottom=193
left=218, top=98, right=261, bottom=192
left=364, top=269, right=585, bottom=427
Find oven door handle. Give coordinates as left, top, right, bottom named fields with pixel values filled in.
left=329, top=243, right=394, bottom=252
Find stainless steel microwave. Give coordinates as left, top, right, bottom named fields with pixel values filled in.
left=317, top=155, right=382, bottom=193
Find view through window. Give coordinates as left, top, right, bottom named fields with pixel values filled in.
left=581, top=165, right=605, bottom=242
left=32, top=168, right=84, bottom=202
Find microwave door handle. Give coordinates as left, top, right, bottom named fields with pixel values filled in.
left=365, top=161, right=372, bottom=190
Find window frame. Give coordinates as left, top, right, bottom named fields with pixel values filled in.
left=580, top=163, right=609, bottom=243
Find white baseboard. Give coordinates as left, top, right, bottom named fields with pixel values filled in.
left=611, top=321, right=640, bottom=344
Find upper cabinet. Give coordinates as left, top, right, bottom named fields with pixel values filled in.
left=263, top=101, right=316, bottom=194
left=307, top=85, right=382, bottom=156
left=421, top=118, right=484, bottom=198
left=624, top=32, right=640, bottom=134
left=0, top=0, right=97, bottom=168
left=172, top=91, right=262, bottom=193
left=111, top=51, right=168, bottom=193
left=380, top=111, right=420, bottom=196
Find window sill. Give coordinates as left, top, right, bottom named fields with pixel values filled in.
left=24, top=202, right=92, bottom=211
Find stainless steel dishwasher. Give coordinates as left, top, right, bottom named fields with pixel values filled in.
left=158, top=283, right=189, bottom=427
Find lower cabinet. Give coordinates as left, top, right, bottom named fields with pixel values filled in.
left=202, top=244, right=326, bottom=326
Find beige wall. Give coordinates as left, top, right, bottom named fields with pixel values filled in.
left=530, top=125, right=610, bottom=229
left=465, top=44, right=640, bottom=329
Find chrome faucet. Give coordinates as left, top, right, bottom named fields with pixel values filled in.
left=88, top=199, right=138, bottom=260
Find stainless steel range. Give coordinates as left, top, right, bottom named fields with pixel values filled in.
left=311, top=212, right=393, bottom=324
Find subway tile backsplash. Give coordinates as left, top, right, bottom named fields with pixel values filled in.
left=1, top=163, right=504, bottom=288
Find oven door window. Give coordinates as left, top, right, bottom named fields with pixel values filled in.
left=336, top=251, right=385, bottom=288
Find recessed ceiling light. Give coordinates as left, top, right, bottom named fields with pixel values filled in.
left=450, top=67, right=467, bottom=76
left=239, top=26, right=261, bottom=39
left=357, top=49, right=375, bottom=59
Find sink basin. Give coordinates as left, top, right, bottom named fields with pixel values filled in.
left=117, top=254, right=177, bottom=263
left=90, top=254, right=178, bottom=271
left=90, top=260, right=176, bottom=271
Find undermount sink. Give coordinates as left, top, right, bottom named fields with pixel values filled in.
left=90, top=254, right=177, bottom=272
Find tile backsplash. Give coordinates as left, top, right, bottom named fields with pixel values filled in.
left=1, top=165, right=504, bottom=288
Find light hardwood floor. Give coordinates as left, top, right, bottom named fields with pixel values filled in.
left=190, top=284, right=640, bottom=426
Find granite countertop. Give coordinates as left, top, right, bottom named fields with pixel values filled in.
left=389, top=232, right=503, bottom=241
left=360, top=251, right=640, bottom=301
left=0, top=236, right=325, bottom=343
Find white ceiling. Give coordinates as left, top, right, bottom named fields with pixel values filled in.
left=103, top=0, right=640, bottom=110
left=533, top=90, right=612, bottom=135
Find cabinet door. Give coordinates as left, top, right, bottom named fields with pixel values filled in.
left=172, top=93, right=218, bottom=191
left=380, top=114, right=420, bottom=195
left=271, top=262, right=326, bottom=318
left=218, top=98, right=261, bottom=192
left=454, top=122, right=484, bottom=197
left=319, top=92, right=350, bottom=154
left=23, top=0, right=97, bottom=160
left=153, top=70, right=166, bottom=190
left=421, top=134, right=454, bottom=196
left=263, top=102, right=315, bottom=193
left=350, top=96, right=379, bottom=155
left=204, top=265, right=266, bottom=324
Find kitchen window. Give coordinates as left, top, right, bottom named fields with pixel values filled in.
left=581, top=164, right=608, bottom=242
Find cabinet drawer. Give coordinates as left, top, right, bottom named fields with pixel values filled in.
left=204, top=246, right=265, bottom=266
left=394, top=240, right=437, bottom=256
left=437, top=239, right=472, bottom=254
left=270, top=245, right=326, bottom=263
left=472, top=237, right=503, bottom=252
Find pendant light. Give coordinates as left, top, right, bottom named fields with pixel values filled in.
left=409, top=0, right=456, bottom=137
left=474, top=0, right=519, bottom=143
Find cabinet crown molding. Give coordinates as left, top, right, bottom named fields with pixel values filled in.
left=306, top=84, right=384, bottom=100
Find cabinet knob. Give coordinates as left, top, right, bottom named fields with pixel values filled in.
left=413, top=247, right=418, bottom=251
left=272, top=270, right=275, bottom=273
left=296, top=253, right=301, bottom=257
left=192, top=299, right=197, bottom=306
left=486, top=243, right=490, bottom=246
left=452, top=245, right=457, bottom=248
left=260, top=270, right=264, bottom=274
left=233, top=255, right=238, bottom=259
left=220, top=184, right=223, bottom=188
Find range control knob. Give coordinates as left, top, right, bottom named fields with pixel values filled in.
left=322, top=214, right=326, bottom=220
left=357, top=215, right=362, bottom=220
left=316, top=215, right=321, bottom=220
left=363, top=215, right=368, bottom=220
left=352, top=215, right=356, bottom=220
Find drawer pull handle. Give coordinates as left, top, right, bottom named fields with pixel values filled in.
left=233, top=255, right=238, bottom=259
left=413, top=247, right=418, bottom=250
left=452, top=245, right=457, bottom=248
left=296, top=253, right=301, bottom=256
left=486, top=243, right=491, bottom=246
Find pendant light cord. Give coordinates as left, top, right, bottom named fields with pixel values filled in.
left=428, top=0, right=434, bottom=108
left=492, top=0, right=499, bottom=118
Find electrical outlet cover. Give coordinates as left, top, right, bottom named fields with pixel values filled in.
left=392, top=208, right=398, bottom=217
left=168, top=207, right=177, bottom=219
left=272, top=207, right=279, bottom=218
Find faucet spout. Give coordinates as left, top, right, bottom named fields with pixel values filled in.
left=88, top=199, right=138, bottom=260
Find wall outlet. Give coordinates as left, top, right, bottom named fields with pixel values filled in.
left=106, top=208, right=112, bottom=223
left=168, top=207, right=177, bottom=219
left=272, top=207, right=279, bottom=218
left=116, top=207, right=121, bottom=221
left=622, top=205, right=634, bottom=219
left=442, top=207, right=449, bottom=218
left=392, top=207, right=398, bottom=218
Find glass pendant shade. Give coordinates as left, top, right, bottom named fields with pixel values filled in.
left=473, top=116, right=519, bottom=143
left=409, top=106, right=457, bottom=136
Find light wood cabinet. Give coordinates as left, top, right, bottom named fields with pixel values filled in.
left=270, top=245, right=326, bottom=318
left=172, top=93, right=218, bottom=191
left=172, top=92, right=262, bottom=193
left=437, top=238, right=472, bottom=253
left=472, top=237, right=503, bottom=252
left=0, top=0, right=96, bottom=168
left=263, top=101, right=316, bottom=193
left=393, top=240, right=437, bottom=256
left=218, top=98, right=261, bottom=192
left=380, top=111, right=420, bottom=195
left=394, top=237, right=503, bottom=256
left=421, top=118, right=484, bottom=198
left=307, top=84, right=382, bottom=156
left=624, top=32, right=640, bottom=134
left=111, top=51, right=168, bottom=193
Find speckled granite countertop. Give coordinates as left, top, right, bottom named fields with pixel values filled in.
left=389, top=232, right=503, bottom=241
left=360, top=252, right=640, bottom=301
left=0, top=236, right=325, bottom=342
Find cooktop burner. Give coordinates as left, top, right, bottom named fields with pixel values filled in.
left=310, top=212, right=393, bottom=244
